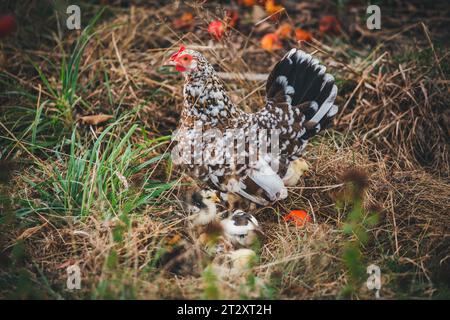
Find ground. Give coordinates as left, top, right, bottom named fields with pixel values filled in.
left=0, top=0, right=449, bottom=299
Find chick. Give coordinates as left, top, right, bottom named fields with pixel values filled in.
left=197, top=221, right=233, bottom=256
left=282, top=158, right=309, bottom=187
left=183, top=189, right=221, bottom=227
left=157, top=233, right=205, bottom=276
left=211, top=248, right=257, bottom=278
left=220, top=192, right=257, bottom=212
left=228, top=248, right=257, bottom=270
left=220, top=210, right=263, bottom=248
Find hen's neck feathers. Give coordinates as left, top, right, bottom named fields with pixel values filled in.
left=182, top=61, right=242, bottom=126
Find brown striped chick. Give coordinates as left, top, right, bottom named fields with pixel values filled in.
left=157, top=233, right=205, bottom=276
left=220, top=192, right=257, bottom=212
left=220, top=210, right=263, bottom=248
left=197, top=221, right=233, bottom=256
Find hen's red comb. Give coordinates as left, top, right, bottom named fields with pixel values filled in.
left=170, top=45, right=186, bottom=60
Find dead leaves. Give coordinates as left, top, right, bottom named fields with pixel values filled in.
left=18, top=223, right=48, bottom=240
left=171, top=1, right=343, bottom=52
left=171, top=1, right=343, bottom=53
left=276, top=23, right=293, bottom=39
left=295, top=28, right=313, bottom=42
left=319, top=15, right=341, bottom=35
left=173, top=12, right=194, bottom=30
left=265, top=0, right=284, bottom=17
left=261, top=23, right=313, bottom=51
left=79, top=114, right=114, bottom=125
left=261, top=32, right=282, bottom=51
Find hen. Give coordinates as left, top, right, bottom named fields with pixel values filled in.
left=166, top=46, right=338, bottom=205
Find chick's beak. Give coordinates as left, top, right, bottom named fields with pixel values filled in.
left=211, top=194, right=221, bottom=203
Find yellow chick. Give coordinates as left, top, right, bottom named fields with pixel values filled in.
left=282, top=158, right=309, bottom=187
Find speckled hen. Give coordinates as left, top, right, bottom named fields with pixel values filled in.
left=166, top=46, right=338, bottom=205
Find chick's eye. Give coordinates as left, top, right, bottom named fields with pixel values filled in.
left=193, top=200, right=201, bottom=207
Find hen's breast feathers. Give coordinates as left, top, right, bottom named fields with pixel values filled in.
left=182, top=75, right=242, bottom=128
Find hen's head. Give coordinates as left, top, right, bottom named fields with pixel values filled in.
left=165, top=46, right=211, bottom=75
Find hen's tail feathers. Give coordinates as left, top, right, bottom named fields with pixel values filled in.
left=266, top=48, right=338, bottom=139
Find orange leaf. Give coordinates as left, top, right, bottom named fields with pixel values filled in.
left=276, top=23, right=292, bottom=39
left=173, top=12, right=194, bottom=29
left=295, top=28, right=312, bottom=42
left=79, top=114, right=114, bottom=125
left=208, top=20, right=225, bottom=40
left=265, top=0, right=284, bottom=15
left=319, top=15, right=341, bottom=35
left=284, top=210, right=311, bottom=227
left=261, top=33, right=282, bottom=51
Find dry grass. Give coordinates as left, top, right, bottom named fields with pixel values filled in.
left=0, top=0, right=449, bottom=299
